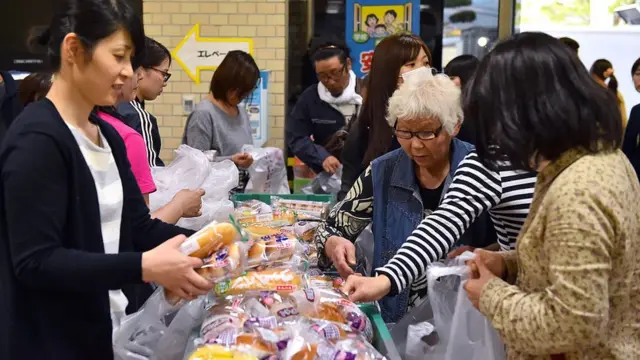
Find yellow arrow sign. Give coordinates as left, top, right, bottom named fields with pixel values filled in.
left=172, top=24, right=254, bottom=84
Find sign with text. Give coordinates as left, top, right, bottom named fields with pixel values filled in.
left=172, top=24, right=254, bottom=84
left=345, top=0, right=420, bottom=77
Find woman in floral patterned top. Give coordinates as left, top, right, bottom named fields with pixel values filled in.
left=462, top=32, right=640, bottom=360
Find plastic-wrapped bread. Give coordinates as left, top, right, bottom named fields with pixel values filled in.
left=214, top=268, right=304, bottom=296
left=179, top=222, right=242, bottom=259
left=165, top=242, right=247, bottom=304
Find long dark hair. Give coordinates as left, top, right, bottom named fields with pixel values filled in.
left=590, top=59, right=618, bottom=95
left=465, top=32, right=622, bottom=171
left=444, top=55, right=479, bottom=88
left=358, top=34, right=431, bottom=165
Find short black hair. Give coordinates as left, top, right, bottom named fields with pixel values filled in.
left=310, top=36, right=351, bottom=65
left=140, top=37, right=171, bottom=68
left=444, top=54, right=479, bottom=88
left=210, top=50, right=259, bottom=104
left=559, top=37, right=579, bottom=53
left=590, top=58, right=618, bottom=94
left=28, top=0, right=144, bottom=72
left=465, top=32, right=622, bottom=171
left=385, top=10, right=397, bottom=18
left=375, top=24, right=387, bottom=30
left=366, top=14, right=379, bottom=23
left=632, top=57, right=640, bottom=76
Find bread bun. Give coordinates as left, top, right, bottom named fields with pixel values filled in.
left=180, top=222, right=240, bottom=259
left=218, top=269, right=303, bottom=296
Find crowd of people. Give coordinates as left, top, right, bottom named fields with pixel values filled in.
left=0, top=0, right=638, bottom=359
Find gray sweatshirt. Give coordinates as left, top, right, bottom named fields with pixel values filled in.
left=182, top=99, right=253, bottom=161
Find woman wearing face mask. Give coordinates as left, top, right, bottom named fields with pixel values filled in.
left=118, top=37, right=171, bottom=167
left=622, top=57, right=640, bottom=178
left=0, top=1, right=211, bottom=358
left=98, top=62, right=204, bottom=226
left=591, top=59, right=627, bottom=129
left=339, top=34, right=431, bottom=201
left=182, top=51, right=260, bottom=191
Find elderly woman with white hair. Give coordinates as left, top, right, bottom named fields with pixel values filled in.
left=314, top=69, right=475, bottom=322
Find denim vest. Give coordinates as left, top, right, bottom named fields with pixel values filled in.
left=370, top=138, right=474, bottom=323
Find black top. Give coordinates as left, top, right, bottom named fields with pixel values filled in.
left=0, top=72, right=23, bottom=142
left=338, top=121, right=400, bottom=201
left=0, top=99, right=190, bottom=359
left=622, top=104, right=640, bottom=179
left=286, top=80, right=363, bottom=174
left=117, top=99, right=165, bottom=167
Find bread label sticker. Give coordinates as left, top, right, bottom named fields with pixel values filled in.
left=276, top=284, right=295, bottom=291
left=179, top=238, right=201, bottom=256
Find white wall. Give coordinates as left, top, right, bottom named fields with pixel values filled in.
left=519, top=26, right=640, bottom=116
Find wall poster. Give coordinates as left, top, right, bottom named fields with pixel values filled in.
left=346, top=0, right=421, bottom=78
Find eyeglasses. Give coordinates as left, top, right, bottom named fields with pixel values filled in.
left=394, top=125, right=443, bottom=141
left=317, top=65, right=346, bottom=82
left=149, top=68, right=172, bottom=82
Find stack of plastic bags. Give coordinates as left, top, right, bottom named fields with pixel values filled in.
left=114, top=212, right=387, bottom=360
left=243, top=146, right=290, bottom=195
left=149, top=145, right=239, bottom=231
left=390, top=251, right=506, bottom=360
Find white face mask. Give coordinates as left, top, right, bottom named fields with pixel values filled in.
left=400, top=66, right=433, bottom=82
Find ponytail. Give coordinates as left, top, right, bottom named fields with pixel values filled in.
left=608, top=74, right=618, bottom=94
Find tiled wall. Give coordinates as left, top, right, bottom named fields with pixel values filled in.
left=142, top=0, right=287, bottom=162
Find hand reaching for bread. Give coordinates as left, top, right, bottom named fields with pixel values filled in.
left=142, top=235, right=212, bottom=301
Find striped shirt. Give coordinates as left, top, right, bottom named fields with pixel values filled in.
left=117, top=99, right=164, bottom=167
left=66, top=123, right=127, bottom=329
left=376, top=152, right=537, bottom=295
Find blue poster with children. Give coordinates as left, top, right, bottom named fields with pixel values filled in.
left=346, top=0, right=420, bottom=78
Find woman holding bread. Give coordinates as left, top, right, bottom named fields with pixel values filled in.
left=0, top=1, right=211, bottom=359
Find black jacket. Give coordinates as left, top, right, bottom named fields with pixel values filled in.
left=0, top=99, right=189, bottom=360
left=0, top=72, right=23, bottom=142
left=117, top=99, right=165, bottom=167
left=286, top=80, right=363, bottom=173
left=622, top=104, right=640, bottom=179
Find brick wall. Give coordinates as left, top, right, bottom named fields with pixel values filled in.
left=142, top=0, right=288, bottom=162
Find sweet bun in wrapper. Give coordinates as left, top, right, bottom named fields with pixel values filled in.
left=214, top=268, right=304, bottom=296
left=165, top=242, right=247, bottom=304
left=179, top=222, right=241, bottom=259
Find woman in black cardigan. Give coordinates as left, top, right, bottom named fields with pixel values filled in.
left=0, top=1, right=210, bottom=359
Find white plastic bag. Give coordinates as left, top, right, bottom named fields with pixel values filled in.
left=149, top=145, right=239, bottom=231
left=300, top=167, right=342, bottom=195
left=243, top=145, right=290, bottom=194
left=354, top=224, right=374, bottom=275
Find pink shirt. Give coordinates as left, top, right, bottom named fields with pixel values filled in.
left=98, top=111, right=157, bottom=195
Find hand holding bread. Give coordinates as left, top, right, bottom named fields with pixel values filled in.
left=142, top=235, right=211, bottom=301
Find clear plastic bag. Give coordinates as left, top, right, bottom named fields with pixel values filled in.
left=243, top=146, right=290, bottom=194
left=354, top=224, right=374, bottom=276
left=300, top=168, right=342, bottom=195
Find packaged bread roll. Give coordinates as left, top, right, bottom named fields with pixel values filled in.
left=214, top=268, right=303, bottom=296
left=247, top=232, right=297, bottom=267
left=187, top=344, right=259, bottom=360
left=165, top=242, right=246, bottom=304
left=179, top=222, right=241, bottom=259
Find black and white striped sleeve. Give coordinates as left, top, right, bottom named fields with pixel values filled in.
left=375, top=152, right=503, bottom=295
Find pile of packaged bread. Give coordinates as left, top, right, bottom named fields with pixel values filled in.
left=115, top=197, right=386, bottom=360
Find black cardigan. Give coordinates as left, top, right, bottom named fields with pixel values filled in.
left=0, top=99, right=190, bottom=359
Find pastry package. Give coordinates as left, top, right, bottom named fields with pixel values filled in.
left=271, top=197, right=330, bottom=220
left=165, top=242, right=249, bottom=304
left=234, top=208, right=297, bottom=228
left=244, top=226, right=308, bottom=269
left=214, top=268, right=304, bottom=296
left=281, top=221, right=320, bottom=242
left=179, top=221, right=243, bottom=259
left=291, top=287, right=373, bottom=342
left=235, top=200, right=273, bottom=217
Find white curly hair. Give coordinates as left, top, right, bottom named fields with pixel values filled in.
left=386, top=69, right=463, bottom=135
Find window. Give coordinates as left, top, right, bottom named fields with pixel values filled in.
left=515, top=0, right=640, bottom=115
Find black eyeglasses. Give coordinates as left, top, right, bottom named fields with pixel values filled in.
left=317, top=64, right=346, bottom=82
left=149, top=68, right=171, bottom=82
left=393, top=125, right=443, bottom=140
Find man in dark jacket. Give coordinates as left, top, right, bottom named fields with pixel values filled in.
left=286, top=38, right=364, bottom=175
left=0, top=72, right=23, bottom=142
